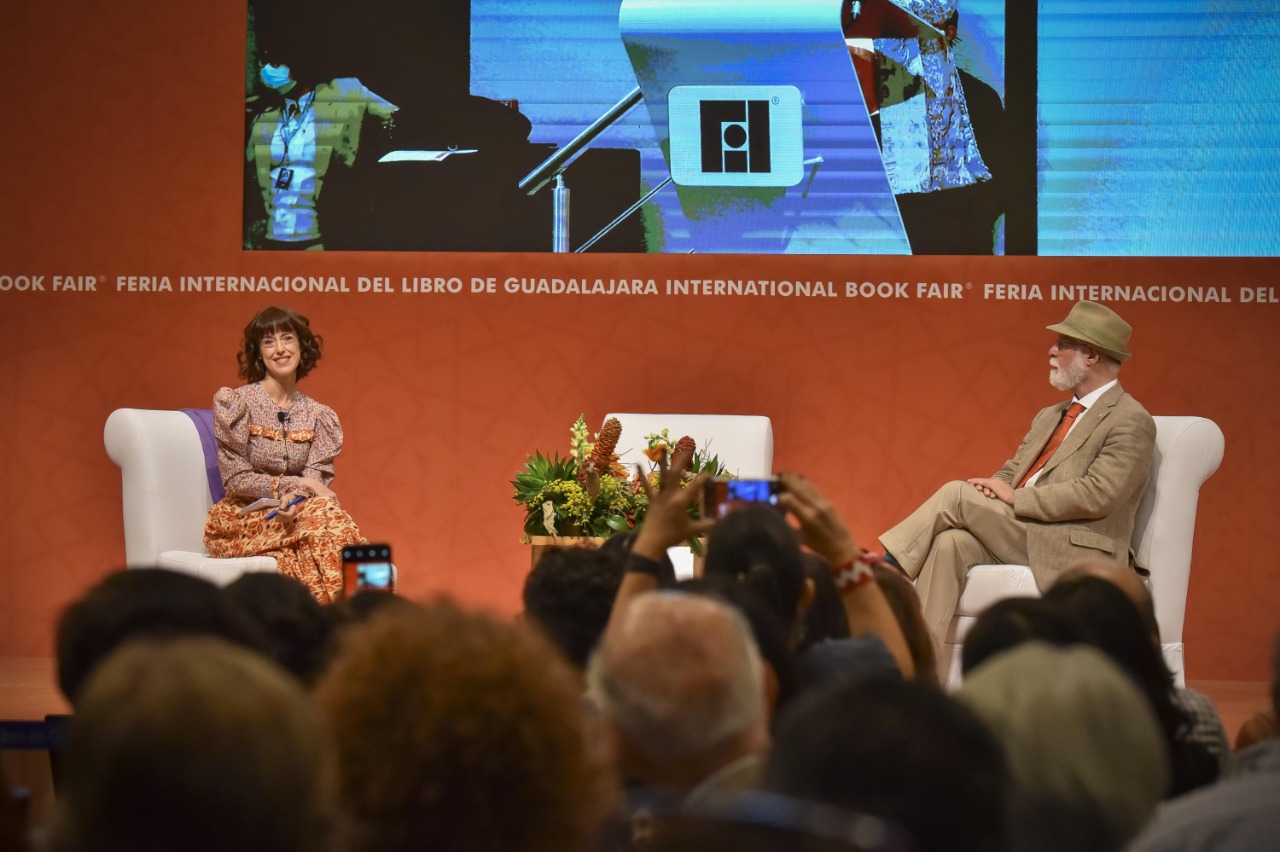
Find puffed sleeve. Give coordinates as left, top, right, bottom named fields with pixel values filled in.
left=213, top=386, right=279, bottom=500
left=302, top=403, right=343, bottom=487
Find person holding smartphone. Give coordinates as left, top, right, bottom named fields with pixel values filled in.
left=204, top=305, right=365, bottom=603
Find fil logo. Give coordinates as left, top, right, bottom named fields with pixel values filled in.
left=669, top=85, right=803, bottom=187
left=700, top=99, right=771, bottom=174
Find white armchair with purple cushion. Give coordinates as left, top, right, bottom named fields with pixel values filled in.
left=104, top=408, right=277, bottom=586
left=946, top=415, right=1225, bottom=688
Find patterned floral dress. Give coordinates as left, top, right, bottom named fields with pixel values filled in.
left=203, top=382, right=365, bottom=602
left=873, top=0, right=991, bottom=195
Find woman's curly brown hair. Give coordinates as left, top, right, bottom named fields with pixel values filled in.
left=313, top=599, right=615, bottom=852
left=237, top=305, right=324, bottom=382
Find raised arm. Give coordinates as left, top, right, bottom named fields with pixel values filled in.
left=607, top=451, right=714, bottom=630
left=777, top=473, right=915, bottom=679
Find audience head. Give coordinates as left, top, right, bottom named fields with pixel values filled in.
left=314, top=599, right=611, bottom=852
left=961, top=596, right=1081, bottom=676
left=522, top=544, right=626, bottom=669
left=767, top=678, right=1008, bottom=852
left=871, top=562, right=938, bottom=684
left=55, top=568, right=264, bottom=706
left=704, top=505, right=812, bottom=646
left=959, top=643, right=1169, bottom=852
left=799, top=553, right=849, bottom=649
left=335, top=587, right=414, bottom=623
left=587, top=591, right=769, bottom=788
left=1058, top=559, right=1160, bottom=644
left=47, top=637, right=324, bottom=852
left=225, top=572, right=335, bottom=684
left=1042, top=576, right=1179, bottom=731
left=678, top=574, right=802, bottom=721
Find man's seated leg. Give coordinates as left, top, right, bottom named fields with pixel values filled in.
left=881, top=480, right=1033, bottom=679
left=914, top=528, right=993, bottom=679
left=880, top=480, right=1029, bottom=579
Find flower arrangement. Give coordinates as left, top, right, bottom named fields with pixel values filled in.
left=512, top=415, right=734, bottom=539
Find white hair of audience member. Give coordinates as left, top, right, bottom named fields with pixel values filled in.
left=959, top=642, right=1170, bottom=847
left=586, top=590, right=767, bottom=764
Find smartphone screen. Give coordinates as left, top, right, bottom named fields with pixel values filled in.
left=703, top=478, right=783, bottom=520
left=341, top=544, right=395, bottom=597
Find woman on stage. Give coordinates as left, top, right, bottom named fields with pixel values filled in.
left=204, top=305, right=364, bottom=602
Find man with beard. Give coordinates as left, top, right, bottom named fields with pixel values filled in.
left=879, top=301, right=1155, bottom=673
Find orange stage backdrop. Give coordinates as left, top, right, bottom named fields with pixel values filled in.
left=1, top=0, right=1276, bottom=680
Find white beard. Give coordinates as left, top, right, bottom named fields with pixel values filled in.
left=1049, top=359, right=1087, bottom=391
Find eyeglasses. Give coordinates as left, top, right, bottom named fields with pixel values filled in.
left=1054, top=336, right=1088, bottom=351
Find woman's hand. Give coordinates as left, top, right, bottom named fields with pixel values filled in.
left=274, top=477, right=337, bottom=523
left=296, top=477, right=338, bottom=503
left=274, top=490, right=304, bottom=524
left=631, top=450, right=714, bottom=562
left=776, top=472, right=859, bottom=567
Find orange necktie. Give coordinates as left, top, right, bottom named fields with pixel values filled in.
left=1017, top=402, right=1086, bottom=488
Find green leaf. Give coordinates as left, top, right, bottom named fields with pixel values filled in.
left=512, top=450, right=579, bottom=504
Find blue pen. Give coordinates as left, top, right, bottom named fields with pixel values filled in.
left=265, top=494, right=306, bottom=520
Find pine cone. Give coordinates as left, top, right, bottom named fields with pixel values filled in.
left=671, top=435, right=697, bottom=471
left=589, top=418, right=623, bottom=474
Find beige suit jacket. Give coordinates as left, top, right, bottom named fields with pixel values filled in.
left=992, top=383, right=1156, bottom=577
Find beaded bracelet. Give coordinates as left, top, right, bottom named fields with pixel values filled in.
left=829, top=558, right=876, bottom=594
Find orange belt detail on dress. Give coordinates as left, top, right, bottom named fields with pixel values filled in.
left=249, top=424, right=317, bottom=443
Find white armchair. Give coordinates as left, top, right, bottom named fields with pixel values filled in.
left=104, top=408, right=277, bottom=586
left=946, top=415, right=1225, bottom=687
left=604, top=413, right=774, bottom=577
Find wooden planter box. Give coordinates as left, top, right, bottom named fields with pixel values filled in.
left=526, top=535, right=607, bottom=568
left=524, top=535, right=705, bottom=578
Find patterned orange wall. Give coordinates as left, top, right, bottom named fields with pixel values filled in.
left=0, top=1, right=1276, bottom=679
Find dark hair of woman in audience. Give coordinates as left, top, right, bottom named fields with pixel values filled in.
left=702, top=505, right=900, bottom=689
left=871, top=562, right=939, bottom=685
left=1044, top=575, right=1218, bottom=796
left=961, top=596, right=1083, bottom=677
left=55, top=568, right=267, bottom=707
left=703, top=506, right=811, bottom=645
left=768, top=678, right=1010, bottom=852
left=225, top=572, right=337, bottom=685
left=798, top=553, right=849, bottom=648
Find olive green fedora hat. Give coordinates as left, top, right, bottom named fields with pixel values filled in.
left=1046, top=300, right=1133, bottom=361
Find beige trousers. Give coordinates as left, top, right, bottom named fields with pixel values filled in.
left=879, top=481, right=1032, bottom=663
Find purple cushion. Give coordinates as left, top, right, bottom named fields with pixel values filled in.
left=181, top=408, right=225, bottom=503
